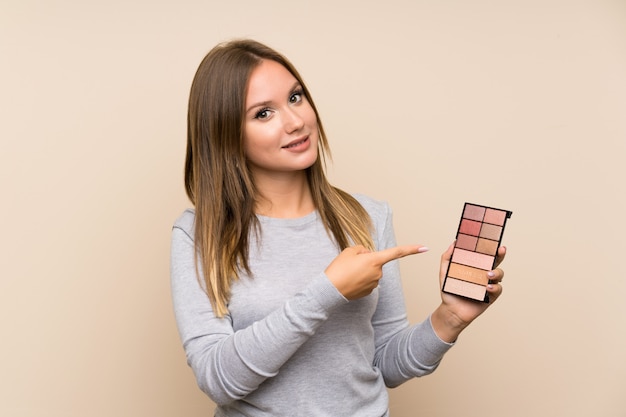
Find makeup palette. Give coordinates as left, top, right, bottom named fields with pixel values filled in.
left=442, top=203, right=512, bottom=302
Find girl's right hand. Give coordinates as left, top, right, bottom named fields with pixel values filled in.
left=325, top=245, right=428, bottom=300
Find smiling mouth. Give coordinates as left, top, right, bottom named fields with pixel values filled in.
left=282, top=137, right=308, bottom=149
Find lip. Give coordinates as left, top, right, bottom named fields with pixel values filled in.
left=281, top=136, right=310, bottom=150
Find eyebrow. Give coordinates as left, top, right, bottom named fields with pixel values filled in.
left=245, top=81, right=302, bottom=115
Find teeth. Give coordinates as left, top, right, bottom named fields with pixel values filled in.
left=286, top=139, right=305, bottom=148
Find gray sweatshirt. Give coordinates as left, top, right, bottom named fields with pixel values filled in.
left=170, top=194, right=453, bottom=416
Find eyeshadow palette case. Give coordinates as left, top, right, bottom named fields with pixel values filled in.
left=442, top=202, right=512, bottom=302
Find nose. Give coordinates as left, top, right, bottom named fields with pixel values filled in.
left=282, top=107, right=305, bottom=133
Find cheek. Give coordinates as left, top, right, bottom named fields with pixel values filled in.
left=304, top=106, right=319, bottom=131
left=243, top=124, right=276, bottom=160
left=243, top=125, right=262, bottom=153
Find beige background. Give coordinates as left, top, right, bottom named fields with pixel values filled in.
left=1, top=0, right=625, bottom=416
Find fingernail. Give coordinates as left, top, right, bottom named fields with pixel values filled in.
left=418, top=247, right=429, bottom=253
left=487, top=271, right=495, bottom=278
left=487, top=284, right=494, bottom=290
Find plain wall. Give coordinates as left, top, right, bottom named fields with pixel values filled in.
left=1, top=0, right=625, bottom=416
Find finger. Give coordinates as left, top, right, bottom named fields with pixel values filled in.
left=487, top=268, right=504, bottom=284
left=373, top=244, right=429, bottom=265
left=486, top=281, right=503, bottom=302
left=493, top=246, right=507, bottom=268
left=441, top=241, right=455, bottom=262
left=439, top=242, right=455, bottom=280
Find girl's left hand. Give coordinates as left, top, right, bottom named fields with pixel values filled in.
left=432, top=242, right=506, bottom=342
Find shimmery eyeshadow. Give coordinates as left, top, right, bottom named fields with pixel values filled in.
left=459, top=219, right=482, bottom=236
left=456, top=234, right=478, bottom=251
left=483, top=208, right=507, bottom=225
left=442, top=277, right=487, bottom=302
left=476, top=238, right=498, bottom=256
left=452, top=248, right=495, bottom=270
left=479, top=223, right=502, bottom=241
left=443, top=203, right=512, bottom=302
left=448, top=263, right=488, bottom=285
left=463, top=204, right=486, bottom=222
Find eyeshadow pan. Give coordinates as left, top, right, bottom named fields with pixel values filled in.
left=479, top=223, right=502, bottom=241
left=476, top=238, right=498, bottom=256
left=447, top=263, right=488, bottom=286
left=443, top=277, right=487, bottom=302
left=452, top=248, right=495, bottom=270
left=483, top=208, right=507, bottom=225
left=463, top=204, right=486, bottom=222
left=442, top=202, right=512, bottom=302
left=459, top=219, right=482, bottom=236
left=456, top=234, right=478, bottom=251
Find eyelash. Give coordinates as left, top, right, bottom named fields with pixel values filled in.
left=254, top=108, right=271, bottom=120
left=253, top=88, right=305, bottom=120
left=290, top=89, right=304, bottom=103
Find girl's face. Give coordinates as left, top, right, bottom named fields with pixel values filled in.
left=243, top=60, right=319, bottom=179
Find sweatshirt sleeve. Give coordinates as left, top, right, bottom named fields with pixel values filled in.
left=367, top=201, right=455, bottom=387
left=170, top=216, right=348, bottom=405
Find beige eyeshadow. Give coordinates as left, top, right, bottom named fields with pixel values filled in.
left=476, top=238, right=498, bottom=256
left=479, top=223, right=502, bottom=241
left=443, top=277, right=487, bottom=301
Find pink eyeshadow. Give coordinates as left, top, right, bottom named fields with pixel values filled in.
left=463, top=204, right=486, bottom=222
left=459, top=219, right=481, bottom=236
left=483, top=208, right=506, bottom=225
left=456, top=234, right=478, bottom=251
left=452, top=248, right=495, bottom=270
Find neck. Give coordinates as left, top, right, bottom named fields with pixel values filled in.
left=253, top=170, right=315, bottom=218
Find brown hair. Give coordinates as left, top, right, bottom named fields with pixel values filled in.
left=185, top=39, right=373, bottom=316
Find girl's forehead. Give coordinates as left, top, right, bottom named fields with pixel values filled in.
left=247, top=61, right=297, bottom=100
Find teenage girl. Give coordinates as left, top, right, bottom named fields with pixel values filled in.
left=170, top=39, right=506, bottom=416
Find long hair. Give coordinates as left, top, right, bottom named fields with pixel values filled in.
left=185, top=39, right=373, bottom=317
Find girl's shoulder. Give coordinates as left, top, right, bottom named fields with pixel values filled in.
left=351, top=193, right=391, bottom=221
left=172, top=208, right=196, bottom=238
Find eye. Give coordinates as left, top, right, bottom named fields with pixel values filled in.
left=289, top=89, right=303, bottom=104
left=254, top=108, right=272, bottom=120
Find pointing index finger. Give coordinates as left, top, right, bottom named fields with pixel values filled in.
left=373, top=245, right=429, bottom=265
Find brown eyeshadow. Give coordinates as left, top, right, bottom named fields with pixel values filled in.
left=476, top=238, right=498, bottom=255
left=448, top=263, right=488, bottom=286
